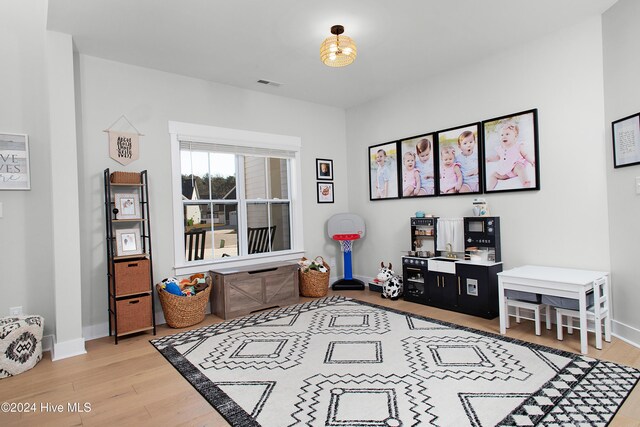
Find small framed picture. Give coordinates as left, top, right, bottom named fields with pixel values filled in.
left=436, top=123, right=482, bottom=196
left=316, top=158, right=333, bottom=180
left=0, top=133, right=30, bottom=190
left=317, top=182, right=334, bottom=203
left=115, top=228, right=143, bottom=256
left=399, top=133, right=436, bottom=198
left=482, top=109, right=540, bottom=193
left=114, top=193, right=140, bottom=219
left=368, top=141, right=400, bottom=200
left=612, top=112, right=640, bottom=168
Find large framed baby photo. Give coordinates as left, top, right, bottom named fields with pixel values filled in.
left=436, top=123, right=482, bottom=196
left=482, top=109, right=540, bottom=193
left=399, top=133, right=436, bottom=198
left=368, top=141, right=400, bottom=201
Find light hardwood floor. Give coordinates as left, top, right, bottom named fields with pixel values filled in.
left=1, top=289, right=639, bottom=426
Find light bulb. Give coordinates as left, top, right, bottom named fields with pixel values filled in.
left=343, top=48, right=352, bottom=55
left=329, top=53, right=336, bottom=61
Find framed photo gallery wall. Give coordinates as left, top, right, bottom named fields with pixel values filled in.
left=368, top=108, right=540, bottom=200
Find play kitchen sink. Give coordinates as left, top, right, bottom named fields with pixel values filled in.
left=427, top=257, right=458, bottom=274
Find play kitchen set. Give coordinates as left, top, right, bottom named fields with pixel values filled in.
left=403, top=215, right=503, bottom=319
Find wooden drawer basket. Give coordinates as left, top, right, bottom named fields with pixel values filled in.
left=112, top=295, right=152, bottom=334
left=110, top=171, right=141, bottom=184
left=114, top=259, right=150, bottom=296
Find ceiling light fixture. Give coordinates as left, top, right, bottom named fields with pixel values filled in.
left=320, top=25, right=356, bottom=67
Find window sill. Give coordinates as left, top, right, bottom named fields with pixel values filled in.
left=174, top=250, right=305, bottom=277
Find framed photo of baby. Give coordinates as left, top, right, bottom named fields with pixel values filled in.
left=436, top=123, right=482, bottom=196
left=399, top=134, right=436, bottom=198
left=482, top=109, right=539, bottom=193
left=368, top=141, right=400, bottom=201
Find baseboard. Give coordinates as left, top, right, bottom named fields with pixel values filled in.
left=611, top=319, right=640, bottom=349
left=81, top=305, right=213, bottom=342
left=51, top=337, right=86, bottom=361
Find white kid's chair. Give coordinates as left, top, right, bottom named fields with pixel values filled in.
left=554, top=277, right=611, bottom=350
left=504, top=291, right=551, bottom=336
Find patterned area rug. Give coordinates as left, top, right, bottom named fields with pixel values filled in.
left=151, top=296, right=639, bottom=426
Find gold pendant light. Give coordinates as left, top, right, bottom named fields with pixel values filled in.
left=320, top=25, right=357, bottom=67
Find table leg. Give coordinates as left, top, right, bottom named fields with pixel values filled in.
left=498, top=278, right=506, bottom=334
left=579, top=290, right=588, bottom=354
left=604, top=275, right=612, bottom=342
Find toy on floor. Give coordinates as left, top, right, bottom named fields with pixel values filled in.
left=375, top=262, right=403, bottom=300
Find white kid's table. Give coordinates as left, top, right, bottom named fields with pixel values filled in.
left=498, top=265, right=610, bottom=355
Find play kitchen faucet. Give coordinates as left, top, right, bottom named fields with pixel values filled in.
left=445, top=243, right=456, bottom=259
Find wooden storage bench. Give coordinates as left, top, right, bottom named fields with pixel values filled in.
left=209, top=261, right=300, bottom=319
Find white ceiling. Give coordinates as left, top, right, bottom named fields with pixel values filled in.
left=47, top=0, right=617, bottom=109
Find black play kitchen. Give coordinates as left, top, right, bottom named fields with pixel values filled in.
left=403, top=216, right=502, bottom=319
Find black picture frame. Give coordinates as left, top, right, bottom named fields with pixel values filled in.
left=316, top=158, right=334, bottom=180
left=317, top=182, right=334, bottom=203
left=482, top=108, right=540, bottom=193
left=398, top=133, right=437, bottom=198
left=612, top=112, right=640, bottom=168
left=435, top=122, right=482, bottom=196
left=368, top=141, right=400, bottom=201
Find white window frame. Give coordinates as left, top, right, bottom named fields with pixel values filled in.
left=169, top=121, right=304, bottom=276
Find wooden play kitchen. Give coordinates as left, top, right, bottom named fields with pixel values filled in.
left=402, top=216, right=503, bottom=319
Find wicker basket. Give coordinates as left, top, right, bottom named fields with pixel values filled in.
left=299, top=256, right=330, bottom=297
left=110, top=171, right=141, bottom=184
left=156, top=282, right=211, bottom=328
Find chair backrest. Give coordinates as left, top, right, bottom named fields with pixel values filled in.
left=185, top=229, right=207, bottom=261
left=247, top=226, right=276, bottom=254
left=591, top=277, right=609, bottom=317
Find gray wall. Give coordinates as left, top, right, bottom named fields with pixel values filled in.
left=0, top=1, right=56, bottom=336
left=346, top=19, right=610, bottom=287
left=75, top=55, right=349, bottom=337
left=603, top=0, right=640, bottom=341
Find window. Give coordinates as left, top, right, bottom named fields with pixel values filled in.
left=170, top=122, right=303, bottom=275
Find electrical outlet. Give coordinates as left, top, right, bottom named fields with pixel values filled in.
left=329, top=257, right=336, bottom=268
left=636, top=177, right=640, bottom=195
left=9, top=306, right=23, bottom=316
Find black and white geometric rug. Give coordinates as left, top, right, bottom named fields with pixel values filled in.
left=151, top=296, right=639, bottom=426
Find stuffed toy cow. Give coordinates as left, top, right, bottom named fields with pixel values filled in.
left=376, top=262, right=403, bottom=300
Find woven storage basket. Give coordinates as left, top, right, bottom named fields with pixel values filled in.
left=156, top=282, right=211, bottom=328
left=110, top=171, right=141, bottom=184
left=299, top=256, right=330, bottom=297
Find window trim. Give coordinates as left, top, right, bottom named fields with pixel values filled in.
left=169, top=121, right=304, bottom=276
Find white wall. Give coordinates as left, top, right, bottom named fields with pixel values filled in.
left=346, top=19, right=610, bottom=281
left=602, top=0, right=640, bottom=341
left=0, top=0, right=56, bottom=336
left=75, top=56, right=348, bottom=333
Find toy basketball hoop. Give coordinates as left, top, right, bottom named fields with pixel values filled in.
left=328, top=214, right=365, bottom=290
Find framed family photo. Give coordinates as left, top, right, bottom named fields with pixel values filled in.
left=612, top=112, right=640, bottom=168
left=368, top=141, right=399, bottom=201
left=115, top=228, right=142, bottom=257
left=0, top=133, right=30, bottom=190
left=482, top=109, right=539, bottom=193
left=316, top=158, right=333, bottom=180
left=114, top=193, right=140, bottom=219
left=436, top=123, right=482, bottom=196
left=317, top=182, right=334, bottom=203
left=399, top=133, right=436, bottom=198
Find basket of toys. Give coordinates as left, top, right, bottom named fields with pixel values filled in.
left=156, top=274, right=211, bottom=328
left=298, top=256, right=330, bottom=297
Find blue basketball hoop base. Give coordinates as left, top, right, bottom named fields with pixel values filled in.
left=331, top=235, right=365, bottom=291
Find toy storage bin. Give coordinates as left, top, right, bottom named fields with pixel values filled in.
left=299, top=256, right=330, bottom=297
left=156, top=283, right=211, bottom=328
